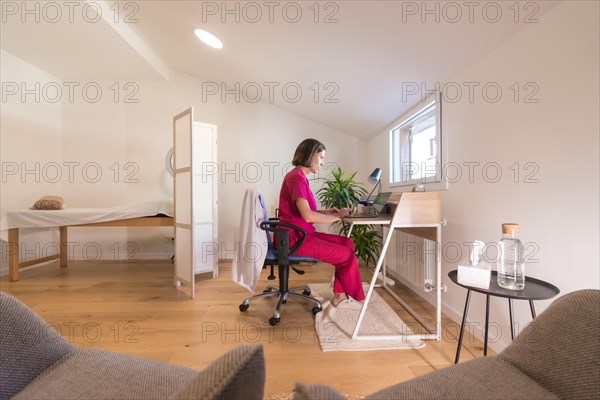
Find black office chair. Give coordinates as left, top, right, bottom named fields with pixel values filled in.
left=264, top=209, right=307, bottom=280
left=239, top=219, right=323, bottom=326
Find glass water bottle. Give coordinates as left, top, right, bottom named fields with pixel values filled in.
left=497, top=223, right=525, bottom=290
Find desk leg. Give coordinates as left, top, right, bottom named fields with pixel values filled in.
left=435, top=226, right=442, bottom=341
left=484, top=294, right=490, bottom=356
left=454, top=289, right=472, bottom=364
left=508, top=299, right=515, bottom=341
left=529, top=300, right=536, bottom=319
left=351, top=225, right=395, bottom=339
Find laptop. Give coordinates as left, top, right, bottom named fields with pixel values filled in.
left=346, top=192, right=392, bottom=218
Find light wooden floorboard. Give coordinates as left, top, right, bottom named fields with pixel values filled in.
left=1, top=259, right=489, bottom=397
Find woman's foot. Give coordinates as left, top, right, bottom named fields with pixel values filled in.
left=331, top=293, right=348, bottom=307
left=331, top=293, right=363, bottom=310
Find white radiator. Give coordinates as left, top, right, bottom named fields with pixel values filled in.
left=383, top=227, right=436, bottom=292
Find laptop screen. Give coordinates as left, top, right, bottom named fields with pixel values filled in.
left=370, top=192, right=392, bottom=214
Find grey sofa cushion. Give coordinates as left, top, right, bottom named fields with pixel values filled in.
left=363, top=357, right=558, bottom=400
left=294, top=357, right=558, bottom=400
left=500, top=289, right=600, bottom=400
left=169, top=345, right=265, bottom=400
left=13, top=348, right=198, bottom=400
left=13, top=345, right=265, bottom=400
left=0, top=292, right=76, bottom=400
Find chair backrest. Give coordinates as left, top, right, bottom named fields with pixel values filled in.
left=257, top=192, right=318, bottom=265
left=256, top=192, right=277, bottom=259
left=499, top=289, right=600, bottom=399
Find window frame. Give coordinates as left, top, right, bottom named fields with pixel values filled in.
left=389, top=93, right=447, bottom=191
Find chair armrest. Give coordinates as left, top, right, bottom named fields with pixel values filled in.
left=259, top=221, right=307, bottom=255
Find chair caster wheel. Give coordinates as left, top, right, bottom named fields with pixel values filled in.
left=263, top=288, right=272, bottom=294
left=267, top=275, right=276, bottom=280
left=302, top=290, right=311, bottom=296
left=312, top=307, right=322, bottom=315
left=239, top=304, right=249, bottom=312
left=269, top=317, right=280, bottom=326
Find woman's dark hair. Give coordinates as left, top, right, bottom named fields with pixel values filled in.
left=292, top=139, right=326, bottom=167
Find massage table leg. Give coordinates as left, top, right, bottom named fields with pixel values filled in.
left=8, top=228, right=19, bottom=281
left=60, top=226, right=68, bottom=267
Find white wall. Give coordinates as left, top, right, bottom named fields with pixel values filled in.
left=368, top=1, right=599, bottom=351
left=1, top=51, right=63, bottom=274
left=1, top=59, right=366, bottom=270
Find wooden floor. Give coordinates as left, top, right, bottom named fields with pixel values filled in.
left=1, top=259, right=489, bottom=398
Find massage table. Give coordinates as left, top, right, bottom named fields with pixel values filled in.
left=2, top=199, right=174, bottom=282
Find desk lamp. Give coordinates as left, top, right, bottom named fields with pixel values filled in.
left=363, top=168, right=382, bottom=205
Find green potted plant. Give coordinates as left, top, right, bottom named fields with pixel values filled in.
left=315, top=167, right=382, bottom=268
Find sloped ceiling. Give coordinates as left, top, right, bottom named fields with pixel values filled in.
left=1, top=0, right=559, bottom=138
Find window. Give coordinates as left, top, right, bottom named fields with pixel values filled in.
left=390, top=95, right=443, bottom=188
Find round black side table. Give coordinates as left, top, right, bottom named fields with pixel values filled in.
left=448, top=270, right=559, bottom=363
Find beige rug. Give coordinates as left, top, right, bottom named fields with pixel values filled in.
left=309, top=283, right=425, bottom=352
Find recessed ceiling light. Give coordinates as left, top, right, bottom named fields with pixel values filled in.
left=194, top=29, right=223, bottom=49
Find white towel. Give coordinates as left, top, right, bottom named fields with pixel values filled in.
left=231, top=188, right=269, bottom=292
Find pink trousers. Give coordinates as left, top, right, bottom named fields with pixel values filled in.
left=293, top=231, right=365, bottom=301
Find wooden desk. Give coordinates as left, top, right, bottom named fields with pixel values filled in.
left=344, top=192, right=442, bottom=341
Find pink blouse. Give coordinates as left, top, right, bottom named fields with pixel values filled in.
left=278, top=167, right=317, bottom=236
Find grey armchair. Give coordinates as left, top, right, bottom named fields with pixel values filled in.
left=0, top=291, right=265, bottom=400
left=294, top=289, right=600, bottom=400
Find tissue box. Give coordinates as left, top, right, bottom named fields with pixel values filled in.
left=457, top=261, right=492, bottom=290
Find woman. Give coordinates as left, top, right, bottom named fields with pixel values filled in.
left=278, top=138, right=365, bottom=309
